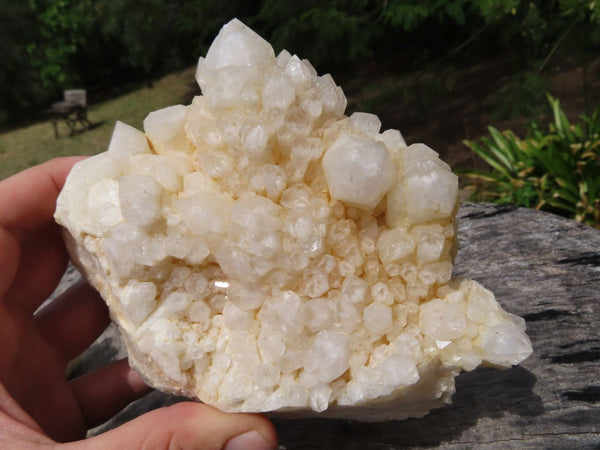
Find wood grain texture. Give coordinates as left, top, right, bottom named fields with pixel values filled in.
left=67, top=202, right=600, bottom=448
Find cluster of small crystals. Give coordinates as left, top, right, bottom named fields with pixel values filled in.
left=55, top=19, right=532, bottom=416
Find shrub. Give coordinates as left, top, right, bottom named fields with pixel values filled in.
left=461, top=95, right=600, bottom=228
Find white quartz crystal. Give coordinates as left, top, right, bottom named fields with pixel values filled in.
left=322, top=133, right=394, bottom=210
left=55, top=18, right=532, bottom=421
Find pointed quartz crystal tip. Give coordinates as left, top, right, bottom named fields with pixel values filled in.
left=54, top=18, right=532, bottom=422
left=195, top=18, right=276, bottom=109
left=204, top=18, right=275, bottom=71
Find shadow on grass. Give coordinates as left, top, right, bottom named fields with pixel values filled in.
left=53, top=120, right=106, bottom=139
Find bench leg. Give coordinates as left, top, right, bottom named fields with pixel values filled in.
left=66, top=118, right=76, bottom=136
left=78, top=110, right=92, bottom=129
left=51, top=119, right=59, bottom=139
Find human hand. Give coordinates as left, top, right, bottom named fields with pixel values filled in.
left=0, top=157, right=277, bottom=449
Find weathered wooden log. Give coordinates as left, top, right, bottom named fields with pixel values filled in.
left=61, top=202, right=599, bottom=448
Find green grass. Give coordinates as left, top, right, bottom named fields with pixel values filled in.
left=0, top=66, right=199, bottom=180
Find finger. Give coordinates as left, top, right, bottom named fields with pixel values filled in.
left=69, top=359, right=152, bottom=428
left=0, top=156, right=85, bottom=242
left=62, top=402, right=278, bottom=450
left=0, top=381, right=47, bottom=439
left=0, top=227, right=19, bottom=300
left=0, top=156, right=85, bottom=307
left=34, top=280, right=110, bottom=364
left=3, top=223, right=69, bottom=314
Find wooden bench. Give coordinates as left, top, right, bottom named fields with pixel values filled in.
left=48, top=89, right=91, bottom=138
left=54, top=202, right=600, bottom=447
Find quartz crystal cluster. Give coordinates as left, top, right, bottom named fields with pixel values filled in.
left=55, top=19, right=532, bottom=420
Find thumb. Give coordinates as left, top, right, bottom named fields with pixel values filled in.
left=61, top=402, right=278, bottom=450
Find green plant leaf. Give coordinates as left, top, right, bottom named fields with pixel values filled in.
left=487, top=126, right=518, bottom=167
left=545, top=195, right=578, bottom=213
left=553, top=187, right=581, bottom=205
left=555, top=177, right=580, bottom=197
left=549, top=94, right=576, bottom=141
left=463, top=139, right=512, bottom=177
left=464, top=94, right=600, bottom=227
left=458, top=170, right=505, bottom=183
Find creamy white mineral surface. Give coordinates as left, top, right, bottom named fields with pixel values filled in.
left=55, top=19, right=532, bottom=421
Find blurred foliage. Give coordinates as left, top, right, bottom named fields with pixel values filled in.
left=26, top=0, right=95, bottom=88
left=95, top=0, right=255, bottom=77
left=0, top=1, right=44, bottom=123
left=490, top=71, right=551, bottom=119
left=1, top=0, right=599, bottom=125
left=355, top=67, right=457, bottom=114
left=462, top=96, right=600, bottom=228
left=252, top=0, right=382, bottom=71
left=1, top=0, right=256, bottom=124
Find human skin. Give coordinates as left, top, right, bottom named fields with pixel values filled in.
left=0, top=157, right=277, bottom=449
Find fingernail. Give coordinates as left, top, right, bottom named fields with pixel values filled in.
left=224, top=430, right=273, bottom=450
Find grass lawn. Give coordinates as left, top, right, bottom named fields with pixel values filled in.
left=0, top=66, right=199, bottom=180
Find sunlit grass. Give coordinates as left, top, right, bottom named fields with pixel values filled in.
left=0, top=66, right=199, bottom=180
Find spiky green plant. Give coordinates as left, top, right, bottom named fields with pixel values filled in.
left=461, top=95, right=600, bottom=228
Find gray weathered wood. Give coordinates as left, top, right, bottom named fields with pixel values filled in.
left=61, top=202, right=600, bottom=448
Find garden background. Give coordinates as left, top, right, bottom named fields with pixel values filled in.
left=1, top=0, right=599, bottom=225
